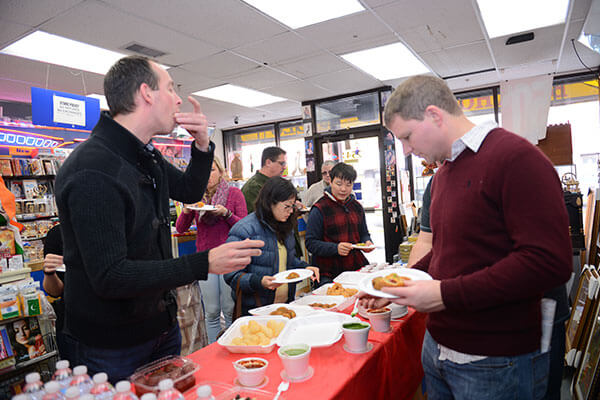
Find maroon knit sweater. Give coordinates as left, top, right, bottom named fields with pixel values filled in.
left=414, top=128, right=572, bottom=356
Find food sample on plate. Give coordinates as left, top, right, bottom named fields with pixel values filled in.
left=269, top=306, right=296, bottom=319
left=326, top=282, right=358, bottom=297
left=308, top=302, right=336, bottom=309
left=192, top=201, right=205, bottom=208
left=231, top=396, right=256, bottom=400
left=367, top=307, right=391, bottom=313
left=354, top=242, right=369, bottom=247
left=230, top=320, right=285, bottom=346
left=372, top=273, right=412, bottom=290
left=237, top=359, right=266, bottom=369
left=286, top=272, right=300, bottom=279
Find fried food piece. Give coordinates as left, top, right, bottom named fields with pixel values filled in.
left=308, top=303, right=336, bottom=309
left=286, top=272, right=300, bottom=279
left=372, top=273, right=411, bottom=290
left=326, top=282, right=358, bottom=297
left=230, top=319, right=286, bottom=346
left=269, top=306, right=297, bottom=319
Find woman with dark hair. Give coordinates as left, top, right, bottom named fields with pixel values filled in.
left=225, top=177, right=319, bottom=317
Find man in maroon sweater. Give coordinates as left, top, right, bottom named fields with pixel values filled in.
left=361, top=75, right=572, bottom=399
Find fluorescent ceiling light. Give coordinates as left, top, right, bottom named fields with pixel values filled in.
left=243, top=0, right=364, bottom=29
left=341, top=42, right=430, bottom=81
left=476, top=0, right=569, bottom=38
left=193, top=84, right=286, bottom=107
left=87, top=94, right=109, bottom=110
left=1, top=31, right=169, bottom=75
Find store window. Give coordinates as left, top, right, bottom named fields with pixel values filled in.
left=279, top=120, right=308, bottom=192
left=455, top=88, right=498, bottom=125
left=315, top=92, right=380, bottom=133
left=224, top=124, right=276, bottom=185
left=547, top=76, right=600, bottom=198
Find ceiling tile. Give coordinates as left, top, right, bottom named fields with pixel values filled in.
left=102, top=0, right=287, bottom=49
left=0, top=19, right=32, bottom=49
left=329, top=33, right=398, bottom=55
left=572, top=0, right=594, bottom=21
left=263, top=81, right=334, bottom=102
left=491, top=25, right=564, bottom=68
left=276, top=52, right=351, bottom=79
left=166, top=67, right=224, bottom=95
left=420, top=41, right=494, bottom=77
left=40, top=1, right=220, bottom=66
left=307, top=68, right=382, bottom=93
left=228, top=67, right=298, bottom=90
left=297, top=11, right=390, bottom=51
left=234, top=32, right=320, bottom=66
left=1, top=0, right=82, bottom=27
left=182, top=52, right=260, bottom=79
left=374, top=0, right=485, bottom=51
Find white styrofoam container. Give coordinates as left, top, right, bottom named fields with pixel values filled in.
left=290, top=295, right=351, bottom=312
left=248, top=303, right=317, bottom=318
left=333, top=271, right=370, bottom=286
left=276, top=312, right=354, bottom=347
left=311, top=283, right=359, bottom=298
left=217, top=315, right=288, bottom=354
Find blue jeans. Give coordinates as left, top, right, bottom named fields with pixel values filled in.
left=199, top=274, right=233, bottom=343
left=422, top=331, right=550, bottom=400
left=61, top=323, right=181, bottom=384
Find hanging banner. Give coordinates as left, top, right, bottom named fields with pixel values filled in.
left=31, top=87, right=100, bottom=130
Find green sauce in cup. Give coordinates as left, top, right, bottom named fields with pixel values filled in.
left=343, top=322, right=369, bottom=330
left=283, top=348, right=307, bottom=356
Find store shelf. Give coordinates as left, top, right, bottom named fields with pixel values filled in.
left=0, top=351, right=58, bottom=377
left=17, top=214, right=57, bottom=222
left=24, top=260, right=43, bottom=272
left=0, top=268, right=31, bottom=284
left=2, top=175, right=55, bottom=179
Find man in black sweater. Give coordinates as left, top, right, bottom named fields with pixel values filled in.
left=55, top=56, right=263, bottom=382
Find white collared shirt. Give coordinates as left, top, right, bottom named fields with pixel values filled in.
left=447, top=121, right=498, bottom=162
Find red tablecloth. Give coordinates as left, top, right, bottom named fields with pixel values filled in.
left=186, top=308, right=427, bottom=399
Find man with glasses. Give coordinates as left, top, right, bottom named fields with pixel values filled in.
left=242, top=146, right=287, bottom=213
left=306, top=162, right=374, bottom=285
left=301, top=160, right=336, bottom=209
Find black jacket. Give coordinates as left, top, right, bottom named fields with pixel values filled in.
left=55, top=112, right=214, bottom=348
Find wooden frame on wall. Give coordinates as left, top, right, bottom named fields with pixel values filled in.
left=566, top=267, right=600, bottom=367
left=574, top=298, right=600, bottom=399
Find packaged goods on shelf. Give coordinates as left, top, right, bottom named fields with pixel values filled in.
left=0, top=286, right=20, bottom=320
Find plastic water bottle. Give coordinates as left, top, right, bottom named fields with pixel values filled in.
left=43, top=382, right=65, bottom=400
left=195, top=385, right=214, bottom=400
left=24, top=372, right=45, bottom=400
left=69, top=366, right=93, bottom=394
left=156, top=380, right=183, bottom=400
left=112, top=381, right=138, bottom=400
left=64, top=387, right=80, bottom=400
left=140, top=394, right=157, bottom=400
left=12, top=394, right=31, bottom=400
left=78, top=395, right=94, bottom=400
left=89, top=373, right=115, bottom=400
left=52, top=360, right=72, bottom=389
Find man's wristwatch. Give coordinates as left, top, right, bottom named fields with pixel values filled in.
left=43, top=269, right=56, bottom=276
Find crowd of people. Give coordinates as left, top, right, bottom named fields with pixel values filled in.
left=40, top=55, right=571, bottom=398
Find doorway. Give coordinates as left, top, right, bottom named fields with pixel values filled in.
left=318, top=135, right=386, bottom=263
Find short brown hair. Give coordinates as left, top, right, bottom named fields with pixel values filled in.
left=383, top=75, right=462, bottom=126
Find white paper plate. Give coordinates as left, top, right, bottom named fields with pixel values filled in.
left=217, top=315, right=289, bottom=354
left=311, top=283, right=359, bottom=298
left=333, top=271, right=370, bottom=286
left=188, top=205, right=217, bottom=211
left=351, top=244, right=375, bottom=250
left=358, top=268, right=433, bottom=299
left=272, top=268, right=314, bottom=284
left=248, top=303, right=317, bottom=318
left=290, top=294, right=351, bottom=312
left=276, top=312, right=354, bottom=347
